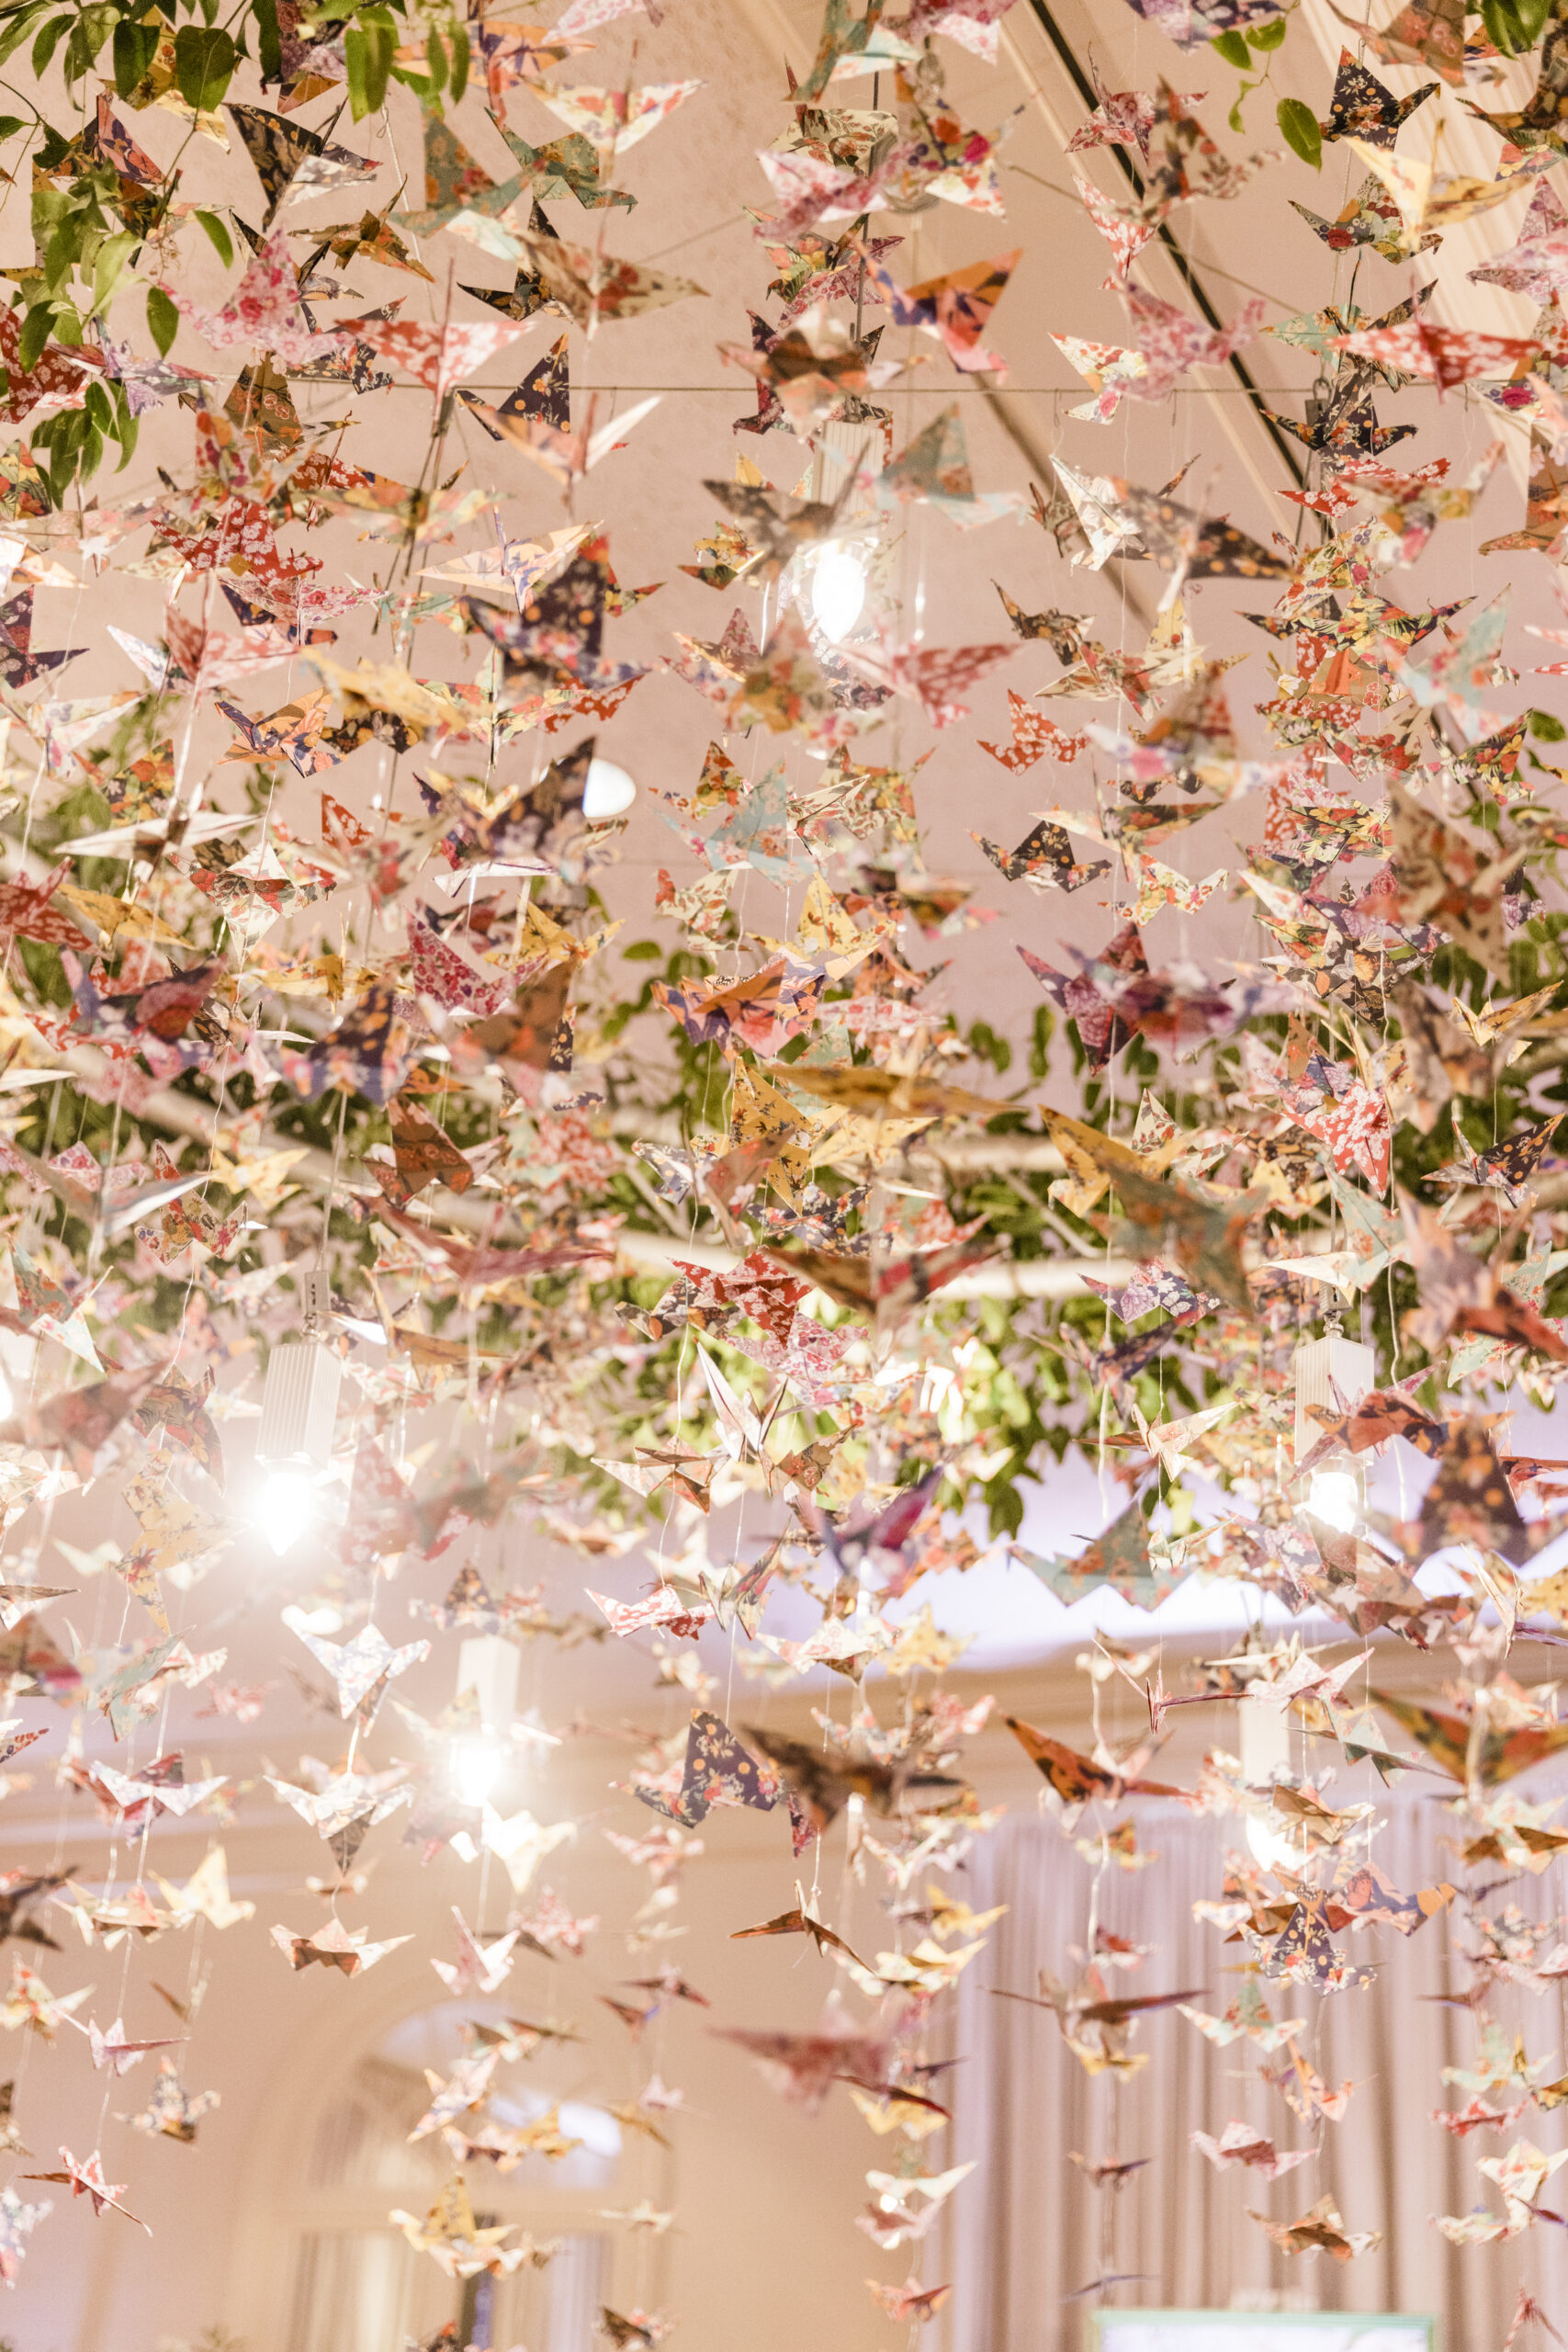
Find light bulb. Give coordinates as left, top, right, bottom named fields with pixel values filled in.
left=452, top=1731, right=502, bottom=1807
left=1307, top=1468, right=1359, bottom=1532
left=811, top=544, right=868, bottom=642
left=1246, top=1811, right=1299, bottom=1873
left=257, top=1465, right=316, bottom=1557
left=282, top=1601, right=342, bottom=1636
left=583, top=758, right=636, bottom=820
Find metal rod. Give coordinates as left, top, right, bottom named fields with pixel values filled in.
left=1021, top=0, right=1310, bottom=496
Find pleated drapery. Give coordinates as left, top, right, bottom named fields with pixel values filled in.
left=946, top=1794, right=1568, bottom=2352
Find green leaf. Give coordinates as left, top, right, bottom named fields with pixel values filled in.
left=146, top=281, right=177, bottom=355
left=0, top=0, right=48, bottom=71
left=344, top=19, right=392, bottom=117
left=174, top=21, right=235, bottom=109
left=447, top=17, right=468, bottom=102
left=72, top=3, right=118, bottom=66
left=1531, top=707, right=1567, bottom=741
left=1482, top=0, right=1530, bottom=51
left=0, top=115, right=27, bottom=142
left=33, top=404, right=80, bottom=504
left=1247, top=13, right=1287, bottom=42
left=17, top=301, right=52, bottom=372
left=1483, top=0, right=1551, bottom=48
left=90, top=228, right=137, bottom=313
left=28, top=9, right=70, bottom=75
left=1276, top=94, right=1322, bottom=167
left=1028, top=1001, right=1055, bottom=1081
left=114, top=411, right=138, bottom=471
left=112, top=15, right=155, bottom=94
left=425, top=23, right=446, bottom=92
left=985, top=1475, right=1024, bottom=1543
left=1228, top=82, right=1253, bottom=130
left=1210, top=28, right=1250, bottom=65
left=344, top=21, right=367, bottom=114
left=83, top=377, right=112, bottom=432
left=40, top=220, right=77, bottom=300
left=968, top=1020, right=1012, bottom=1076
left=254, top=0, right=280, bottom=81
left=365, top=19, right=395, bottom=110
left=194, top=208, right=233, bottom=269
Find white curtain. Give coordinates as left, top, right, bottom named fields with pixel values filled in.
left=946, top=1795, right=1568, bottom=2352
left=540, top=2233, right=607, bottom=2352
left=287, top=2231, right=440, bottom=2352
left=285, top=2227, right=610, bottom=2352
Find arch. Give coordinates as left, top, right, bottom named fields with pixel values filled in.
left=226, top=1956, right=672, bottom=2352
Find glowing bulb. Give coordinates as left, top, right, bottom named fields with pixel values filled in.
left=812, top=544, right=868, bottom=642
left=583, top=758, right=636, bottom=821
left=1246, top=1811, right=1298, bottom=1873
left=1307, top=1468, right=1359, bottom=1532
left=283, top=1602, right=343, bottom=1637
left=257, top=1465, right=315, bottom=1557
left=453, top=1731, right=502, bottom=1808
